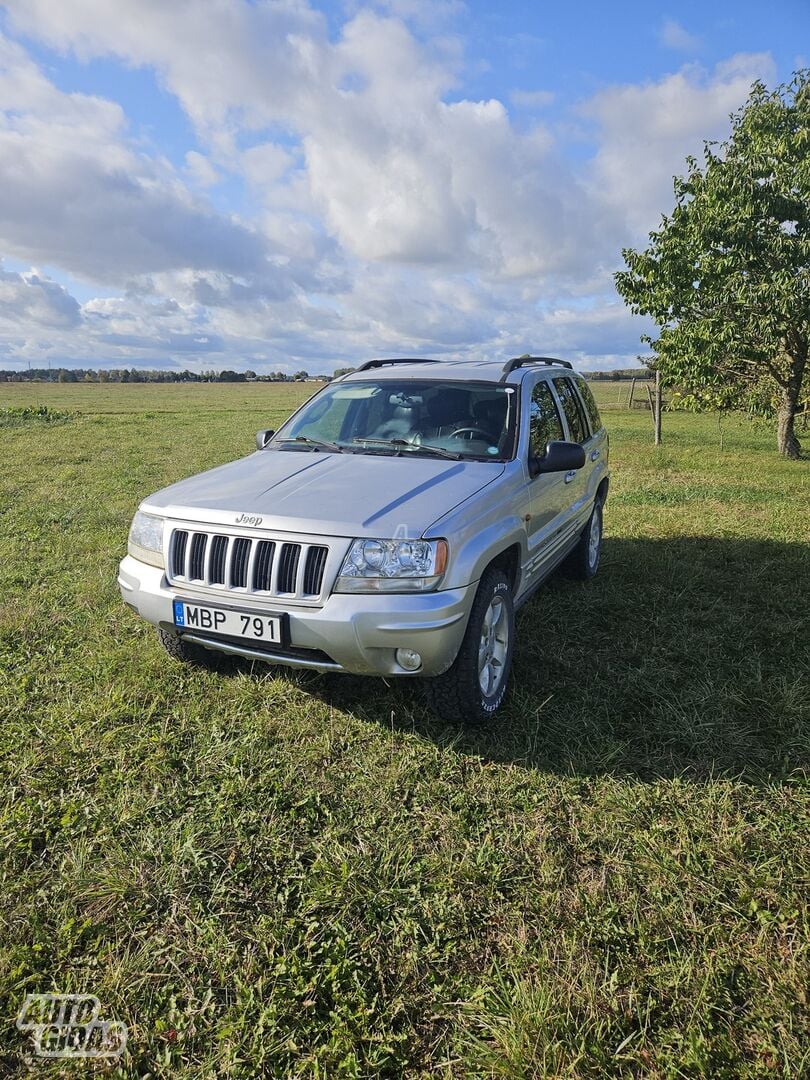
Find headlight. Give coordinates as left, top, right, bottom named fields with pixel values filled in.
left=127, top=510, right=165, bottom=568
left=335, top=538, right=448, bottom=593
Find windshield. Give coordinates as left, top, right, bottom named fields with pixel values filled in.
left=271, top=380, right=517, bottom=461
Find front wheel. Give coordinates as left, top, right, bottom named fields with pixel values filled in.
left=424, top=567, right=514, bottom=724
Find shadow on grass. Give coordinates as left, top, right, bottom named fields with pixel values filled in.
left=295, top=537, right=809, bottom=782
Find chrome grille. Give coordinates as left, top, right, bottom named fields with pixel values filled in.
left=169, top=529, right=329, bottom=599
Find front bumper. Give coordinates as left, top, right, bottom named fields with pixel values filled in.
left=118, top=555, right=475, bottom=677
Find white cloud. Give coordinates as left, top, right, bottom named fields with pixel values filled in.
left=344, top=0, right=466, bottom=32
left=0, top=262, right=81, bottom=328
left=0, top=30, right=274, bottom=284
left=240, top=143, right=295, bottom=189
left=0, top=250, right=650, bottom=373
left=2, top=0, right=328, bottom=137
left=534, top=300, right=653, bottom=360
left=0, top=2, right=777, bottom=372
left=2, top=2, right=606, bottom=280
left=510, top=89, right=555, bottom=109
left=184, top=150, right=220, bottom=188
left=300, top=13, right=613, bottom=277
left=0, top=122, right=268, bottom=282
left=583, top=53, right=775, bottom=235
left=659, top=18, right=702, bottom=53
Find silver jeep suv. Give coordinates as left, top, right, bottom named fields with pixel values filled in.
left=119, top=357, right=609, bottom=722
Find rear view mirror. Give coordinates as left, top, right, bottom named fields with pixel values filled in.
left=529, top=440, right=586, bottom=476
left=256, top=429, right=275, bottom=450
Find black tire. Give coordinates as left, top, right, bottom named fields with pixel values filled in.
left=424, top=567, right=514, bottom=724
left=157, top=628, right=230, bottom=670
left=563, top=497, right=603, bottom=580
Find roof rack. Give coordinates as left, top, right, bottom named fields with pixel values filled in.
left=353, top=357, right=439, bottom=373
left=500, top=356, right=573, bottom=382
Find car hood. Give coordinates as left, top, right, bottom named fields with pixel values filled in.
left=142, top=449, right=505, bottom=538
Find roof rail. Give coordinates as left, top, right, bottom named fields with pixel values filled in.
left=500, top=355, right=573, bottom=382
left=353, top=357, right=439, bottom=373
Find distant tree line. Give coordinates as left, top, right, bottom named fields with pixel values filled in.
left=2, top=364, right=648, bottom=385
left=0, top=367, right=331, bottom=383
left=581, top=370, right=646, bottom=381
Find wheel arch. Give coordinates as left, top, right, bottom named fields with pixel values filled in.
left=483, top=542, right=521, bottom=593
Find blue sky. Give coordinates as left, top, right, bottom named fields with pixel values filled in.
left=0, top=0, right=806, bottom=373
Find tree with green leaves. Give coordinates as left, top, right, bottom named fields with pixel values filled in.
left=615, top=71, right=809, bottom=458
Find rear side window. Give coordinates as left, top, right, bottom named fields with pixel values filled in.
left=575, top=378, right=603, bottom=434
left=552, top=377, right=589, bottom=444
left=529, top=381, right=564, bottom=456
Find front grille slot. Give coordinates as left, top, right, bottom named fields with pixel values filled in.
left=168, top=529, right=329, bottom=601
left=209, top=535, right=228, bottom=584
left=230, top=537, right=251, bottom=588
left=303, top=546, right=328, bottom=595
left=172, top=530, right=188, bottom=578
left=188, top=533, right=207, bottom=580
left=277, top=543, right=300, bottom=593
left=253, top=540, right=276, bottom=591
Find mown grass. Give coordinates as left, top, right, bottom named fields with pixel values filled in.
left=0, top=382, right=808, bottom=1077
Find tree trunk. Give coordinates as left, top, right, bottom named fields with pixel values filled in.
left=777, top=394, right=801, bottom=458
left=776, top=341, right=806, bottom=459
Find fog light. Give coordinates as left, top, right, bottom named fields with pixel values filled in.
left=396, top=648, right=422, bottom=671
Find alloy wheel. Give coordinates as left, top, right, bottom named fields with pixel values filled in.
left=478, top=594, right=509, bottom=696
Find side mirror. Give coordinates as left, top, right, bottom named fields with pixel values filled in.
left=529, top=440, right=586, bottom=476
left=256, top=428, right=275, bottom=450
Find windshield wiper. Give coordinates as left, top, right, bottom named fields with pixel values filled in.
left=278, top=436, right=344, bottom=453
left=352, top=437, right=462, bottom=460
left=406, top=442, right=465, bottom=460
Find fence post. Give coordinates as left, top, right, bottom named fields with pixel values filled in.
left=628, top=378, right=636, bottom=409
left=654, top=370, right=662, bottom=446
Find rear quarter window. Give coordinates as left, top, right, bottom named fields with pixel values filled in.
left=552, top=377, right=589, bottom=444
left=575, top=378, right=604, bottom=435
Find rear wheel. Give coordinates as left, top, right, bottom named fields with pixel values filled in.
left=564, top=497, right=603, bottom=580
left=425, top=567, right=514, bottom=724
left=157, top=628, right=230, bottom=670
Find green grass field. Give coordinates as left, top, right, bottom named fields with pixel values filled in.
left=1, top=382, right=808, bottom=1077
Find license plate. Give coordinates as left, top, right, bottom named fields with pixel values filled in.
left=173, top=600, right=284, bottom=644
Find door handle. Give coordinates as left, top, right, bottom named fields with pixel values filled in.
left=590, top=449, right=600, bottom=461
left=564, top=470, right=576, bottom=483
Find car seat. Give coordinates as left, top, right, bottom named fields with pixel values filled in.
left=370, top=399, right=419, bottom=441
left=420, top=389, right=470, bottom=439
left=473, top=396, right=508, bottom=441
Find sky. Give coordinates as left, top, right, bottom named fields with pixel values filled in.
left=0, top=0, right=806, bottom=375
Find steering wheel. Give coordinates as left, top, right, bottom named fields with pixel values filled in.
left=450, top=426, right=490, bottom=441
